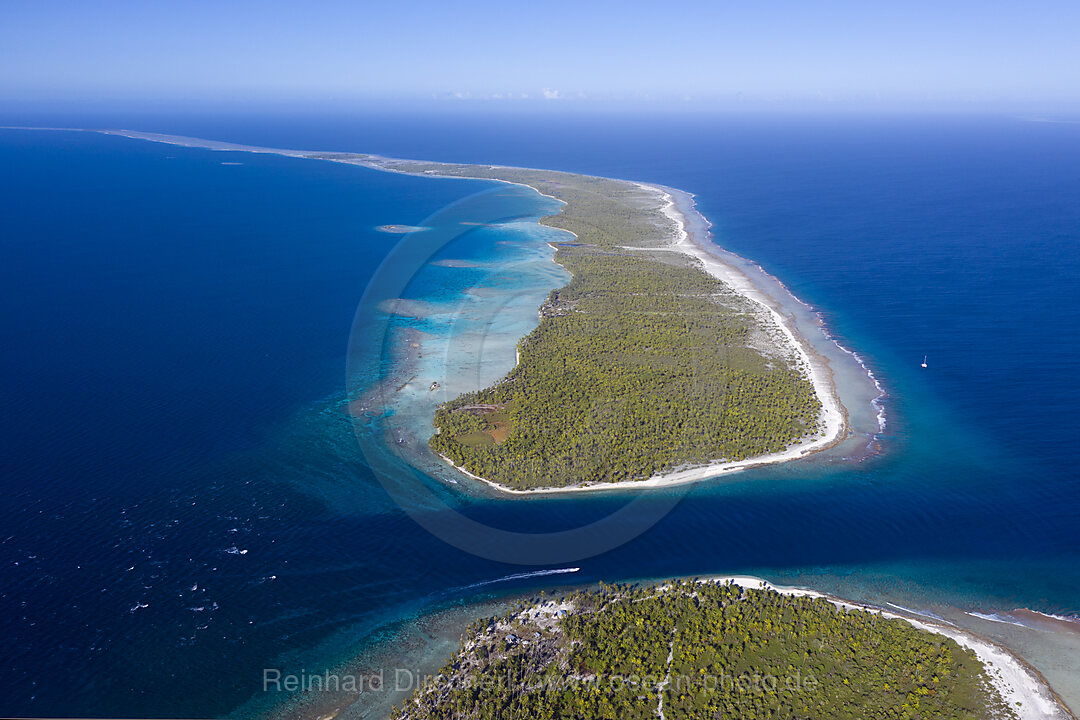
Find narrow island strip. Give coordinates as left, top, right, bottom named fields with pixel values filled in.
left=353, top=159, right=847, bottom=492
left=87, top=129, right=849, bottom=493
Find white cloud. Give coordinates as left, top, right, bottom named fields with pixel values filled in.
left=542, top=88, right=560, bottom=100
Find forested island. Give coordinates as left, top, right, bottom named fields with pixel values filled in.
left=391, top=580, right=1017, bottom=720
left=95, top=135, right=836, bottom=491
left=357, top=160, right=828, bottom=490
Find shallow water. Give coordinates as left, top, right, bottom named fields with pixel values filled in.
left=352, top=190, right=572, bottom=487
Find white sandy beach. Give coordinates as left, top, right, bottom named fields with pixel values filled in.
left=705, top=576, right=1072, bottom=720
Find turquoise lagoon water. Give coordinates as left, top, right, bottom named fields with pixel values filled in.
left=0, top=115, right=1078, bottom=717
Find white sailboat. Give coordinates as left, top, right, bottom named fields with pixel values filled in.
left=921, top=355, right=928, bottom=368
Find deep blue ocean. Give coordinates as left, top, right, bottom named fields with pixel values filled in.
left=1, top=113, right=1079, bottom=718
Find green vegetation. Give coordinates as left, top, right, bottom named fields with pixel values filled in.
left=377, top=161, right=823, bottom=489
left=392, top=581, right=1013, bottom=720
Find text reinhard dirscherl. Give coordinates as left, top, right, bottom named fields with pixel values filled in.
left=262, top=668, right=819, bottom=696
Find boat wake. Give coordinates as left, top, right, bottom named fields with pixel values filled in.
left=457, top=567, right=581, bottom=592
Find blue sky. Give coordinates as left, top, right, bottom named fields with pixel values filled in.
left=3, top=0, right=1079, bottom=111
